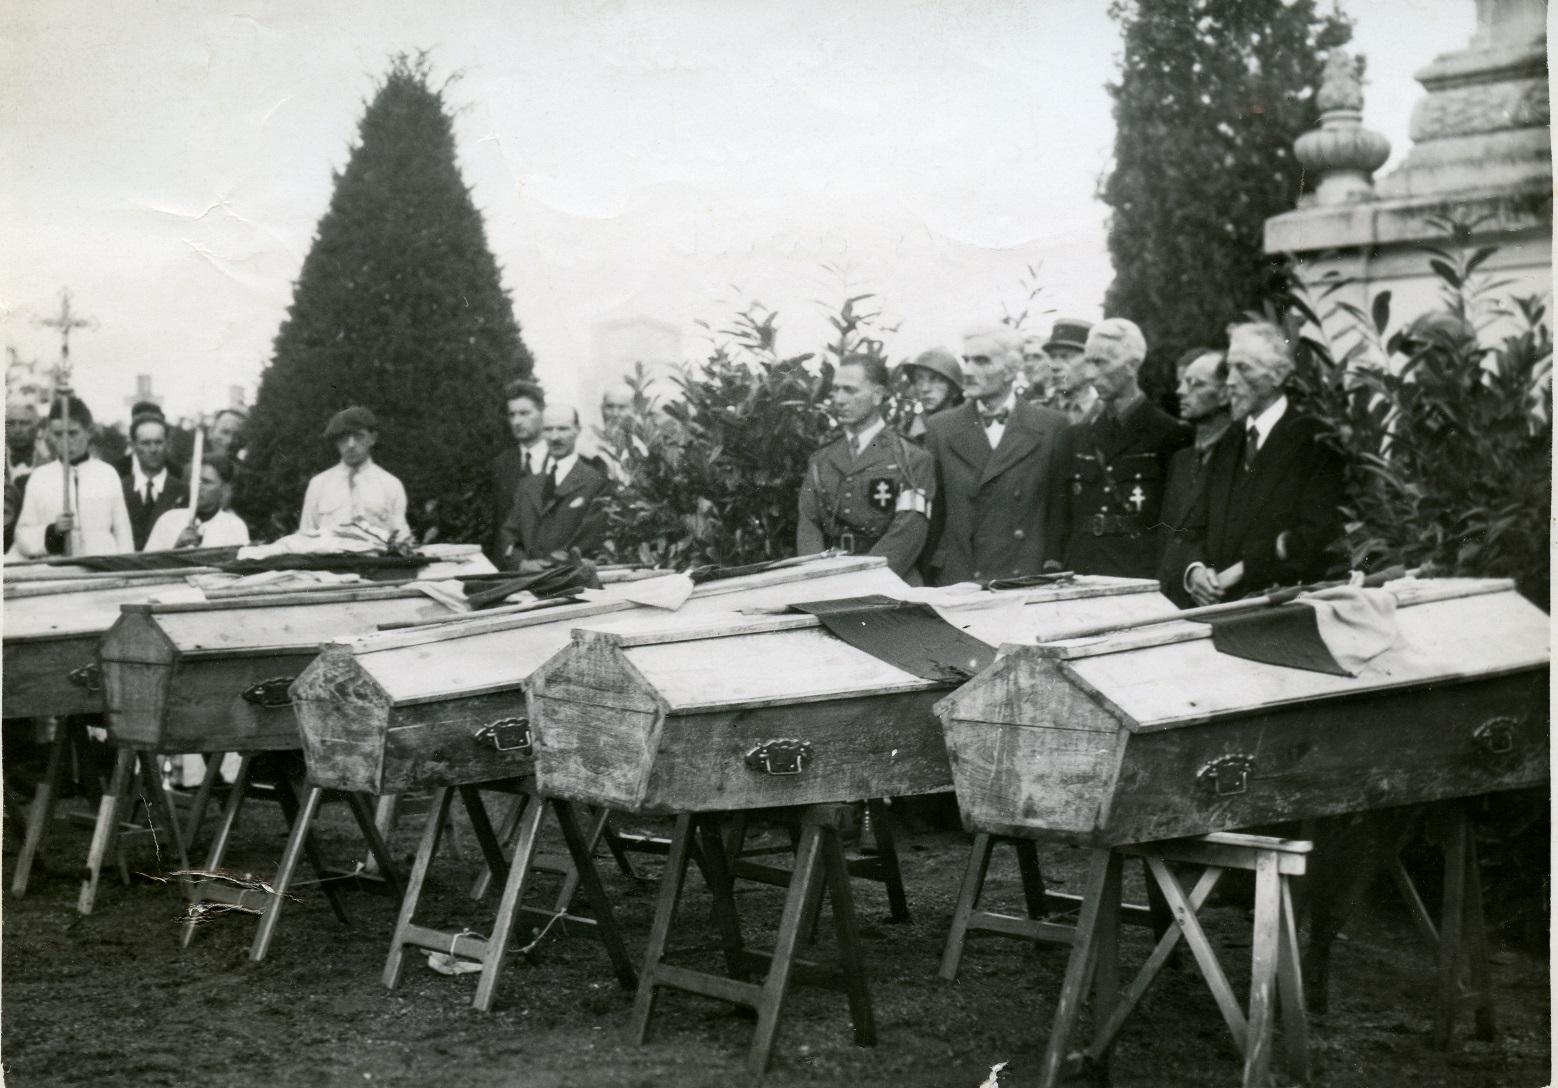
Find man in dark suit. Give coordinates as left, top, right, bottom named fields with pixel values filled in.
left=1061, top=318, right=1191, bottom=579
left=121, top=415, right=189, bottom=550
left=923, top=325, right=1072, bottom=585
left=498, top=404, right=612, bottom=567
left=490, top=380, right=549, bottom=561
left=1181, top=321, right=1346, bottom=604
left=1157, top=348, right=1231, bottom=605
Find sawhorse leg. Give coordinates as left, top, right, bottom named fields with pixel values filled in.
left=11, top=718, right=73, bottom=896
left=1431, top=803, right=1496, bottom=1047
left=76, top=747, right=136, bottom=914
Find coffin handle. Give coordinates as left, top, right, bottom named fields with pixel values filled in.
left=67, top=662, right=102, bottom=692
left=1196, top=754, right=1254, bottom=798
left=744, top=739, right=814, bottom=776
left=1472, top=716, right=1518, bottom=766
left=241, top=676, right=296, bottom=709
left=474, top=717, right=531, bottom=754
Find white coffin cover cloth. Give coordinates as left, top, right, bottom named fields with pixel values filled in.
left=1297, top=585, right=1400, bottom=676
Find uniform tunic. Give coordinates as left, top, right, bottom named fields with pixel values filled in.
left=796, top=425, right=934, bottom=579
left=1061, top=395, right=1191, bottom=579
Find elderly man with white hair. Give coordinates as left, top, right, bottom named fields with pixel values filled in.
left=1179, top=320, right=1346, bottom=605
left=1059, top=317, right=1190, bottom=578
left=921, top=323, right=1072, bottom=585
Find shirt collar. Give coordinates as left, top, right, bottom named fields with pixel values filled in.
left=1247, top=394, right=1288, bottom=447
left=544, top=451, right=578, bottom=481
left=132, top=462, right=168, bottom=491
left=1107, top=387, right=1144, bottom=420
left=979, top=390, right=1018, bottom=419
left=847, top=417, right=886, bottom=453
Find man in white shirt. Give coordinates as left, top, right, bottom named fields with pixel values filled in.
left=122, top=416, right=190, bottom=550
left=144, top=454, right=250, bottom=551
left=298, top=406, right=411, bottom=540
left=10, top=394, right=134, bottom=557
left=497, top=404, right=612, bottom=566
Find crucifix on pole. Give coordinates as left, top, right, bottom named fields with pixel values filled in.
left=34, top=288, right=98, bottom=555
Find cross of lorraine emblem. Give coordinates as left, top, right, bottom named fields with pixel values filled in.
left=867, top=477, right=897, bottom=511
left=1128, top=485, right=1146, bottom=511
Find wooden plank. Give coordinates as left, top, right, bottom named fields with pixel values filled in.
left=137, top=596, right=458, bottom=660
left=4, top=582, right=206, bottom=642
left=3, top=635, right=104, bottom=718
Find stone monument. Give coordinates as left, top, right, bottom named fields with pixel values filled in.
left=1265, top=0, right=1551, bottom=342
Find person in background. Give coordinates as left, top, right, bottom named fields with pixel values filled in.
left=491, top=380, right=548, bottom=558
left=898, top=347, right=964, bottom=443
left=797, top=355, right=935, bottom=580
left=600, top=382, right=635, bottom=429
left=1158, top=348, right=1230, bottom=605
left=1180, top=321, right=1345, bottom=604
left=11, top=395, right=134, bottom=557
left=1043, top=319, right=1099, bottom=423
left=3, top=478, right=20, bottom=552
left=144, top=454, right=250, bottom=550
left=1060, top=318, right=1190, bottom=579
left=922, top=325, right=1071, bottom=585
left=208, top=408, right=248, bottom=460
left=299, top=406, right=411, bottom=539
left=121, top=415, right=190, bottom=551
left=1019, top=334, right=1054, bottom=404
left=6, top=399, right=40, bottom=491
left=498, top=404, right=612, bottom=566
left=111, top=402, right=184, bottom=478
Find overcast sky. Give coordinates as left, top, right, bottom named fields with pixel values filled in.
left=1, top=0, right=1476, bottom=424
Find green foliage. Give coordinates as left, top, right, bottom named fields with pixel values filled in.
left=1279, top=226, right=1552, bottom=605
left=603, top=293, right=898, bottom=568
left=236, top=52, right=533, bottom=542
left=1102, top=0, right=1352, bottom=357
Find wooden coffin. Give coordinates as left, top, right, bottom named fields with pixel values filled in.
left=936, top=578, right=1551, bottom=847
left=98, top=587, right=462, bottom=753
left=291, top=556, right=910, bottom=794
left=527, top=577, right=1172, bottom=815
left=3, top=577, right=206, bottom=719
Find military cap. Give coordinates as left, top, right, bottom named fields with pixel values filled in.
left=323, top=405, right=379, bottom=440
left=900, top=347, right=963, bottom=390
left=1044, top=318, right=1093, bottom=354
left=1389, top=310, right=1477, bottom=356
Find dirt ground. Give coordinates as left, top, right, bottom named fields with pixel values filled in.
left=2, top=792, right=1550, bottom=1088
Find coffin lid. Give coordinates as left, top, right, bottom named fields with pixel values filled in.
left=104, top=588, right=458, bottom=660
left=327, top=555, right=908, bottom=707
left=3, top=581, right=207, bottom=643
left=549, top=577, right=1172, bottom=714
left=988, top=578, right=1549, bottom=733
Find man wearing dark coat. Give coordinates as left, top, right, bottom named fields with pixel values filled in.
left=1157, top=348, right=1231, bottom=605
left=923, top=325, right=1072, bottom=585
left=498, top=404, right=612, bottom=567
left=1061, top=318, right=1191, bottom=579
left=490, top=380, right=549, bottom=560
left=1180, top=321, right=1346, bottom=604
left=121, top=416, right=190, bottom=551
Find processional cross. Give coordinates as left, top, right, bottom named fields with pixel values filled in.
left=34, top=289, right=98, bottom=555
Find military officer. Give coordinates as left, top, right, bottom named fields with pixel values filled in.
left=798, top=355, right=935, bottom=580
left=1061, top=318, right=1190, bottom=579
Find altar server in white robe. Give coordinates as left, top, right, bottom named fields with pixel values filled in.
left=11, top=395, right=134, bottom=558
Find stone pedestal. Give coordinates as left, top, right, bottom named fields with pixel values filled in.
left=1266, top=0, right=1551, bottom=345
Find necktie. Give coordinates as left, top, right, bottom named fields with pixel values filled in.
left=143, top=482, right=154, bottom=507
left=1243, top=422, right=1259, bottom=470
left=543, top=460, right=558, bottom=501
left=522, top=451, right=532, bottom=476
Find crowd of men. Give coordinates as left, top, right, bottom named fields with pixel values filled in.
left=4, top=314, right=1348, bottom=607
left=795, top=317, right=1346, bottom=604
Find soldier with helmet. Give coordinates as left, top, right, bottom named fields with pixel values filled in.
left=897, top=346, right=965, bottom=443
left=797, top=355, right=936, bottom=579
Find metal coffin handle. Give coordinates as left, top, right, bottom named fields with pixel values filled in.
left=67, top=662, right=102, bottom=692
left=744, top=739, right=815, bottom=776
left=241, top=676, right=297, bottom=709
left=474, top=717, right=531, bottom=754
left=1472, top=716, right=1519, bottom=768
left=1196, top=754, right=1255, bottom=798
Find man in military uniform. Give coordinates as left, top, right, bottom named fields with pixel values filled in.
left=1061, top=318, right=1190, bottom=578
left=797, top=355, right=934, bottom=580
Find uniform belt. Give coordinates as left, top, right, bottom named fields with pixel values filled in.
left=825, top=528, right=881, bottom=554
left=1088, top=513, right=1146, bottom=537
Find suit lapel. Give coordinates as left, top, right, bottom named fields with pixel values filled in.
left=543, top=462, right=592, bottom=515
left=979, top=401, right=1046, bottom=487
left=1232, top=412, right=1306, bottom=538
left=942, top=403, right=994, bottom=478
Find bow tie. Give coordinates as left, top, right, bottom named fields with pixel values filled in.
left=979, top=410, right=1009, bottom=427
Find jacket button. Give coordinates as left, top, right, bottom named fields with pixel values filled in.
left=1013, top=529, right=1025, bottom=540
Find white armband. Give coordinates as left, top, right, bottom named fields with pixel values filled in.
left=895, top=488, right=928, bottom=515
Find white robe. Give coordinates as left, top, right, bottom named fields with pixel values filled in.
left=10, top=458, right=134, bottom=557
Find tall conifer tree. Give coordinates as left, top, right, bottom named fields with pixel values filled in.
left=1101, top=0, right=1351, bottom=357
left=237, top=53, right=533, bottom=541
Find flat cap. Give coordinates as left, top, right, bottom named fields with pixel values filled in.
left=323, top=405, right=379, bottom=440
left=900, top=347, right=964, bottom=390
left=1044, top=318, right=1093, bottom=353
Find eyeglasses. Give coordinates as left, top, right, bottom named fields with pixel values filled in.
left=962, top=355, right=994, bottom=366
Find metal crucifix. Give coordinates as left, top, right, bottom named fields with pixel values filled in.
left=35, top=289, right=97, bottom=555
